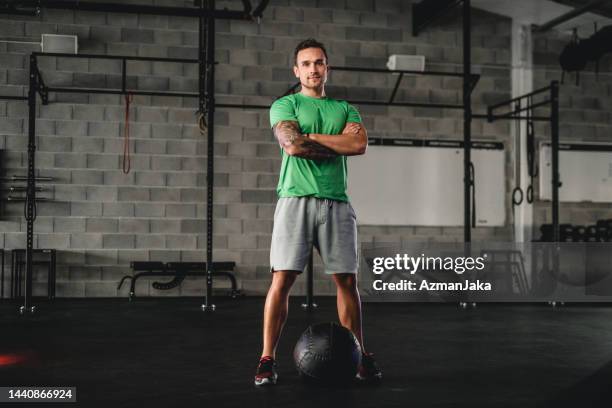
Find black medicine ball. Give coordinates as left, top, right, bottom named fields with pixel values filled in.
left=293, top=322, right=362, bottom=382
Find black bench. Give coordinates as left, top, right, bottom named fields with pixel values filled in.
left=118, top=261, right=239, bottom=301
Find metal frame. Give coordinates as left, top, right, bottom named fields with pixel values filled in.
left=0, top=0, right=267, bottom=19
left=462, top=0, right=472, bottom=243
left=4, top=0, right=271, bottom=314
left=22, top=54, right=38, bottom=314
left=28, top=58, right=482, bottom=109
left=0, top=95, right=28, bottom=100
left=118, top=261, right=239, bottom=302
left=412, top=0, right=562, bottom=245
left=487, top=81, right=561, bottom=242
left=413, top=0, right=474, bottom=242
left=200, top=0, right=217, bottom=312
left=535, top=0, right=609, bottom=32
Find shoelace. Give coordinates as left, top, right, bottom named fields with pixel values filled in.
left=258, top=356, right=274, bottom=368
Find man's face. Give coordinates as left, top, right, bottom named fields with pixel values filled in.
left=293, top=47, right=328, bottom=91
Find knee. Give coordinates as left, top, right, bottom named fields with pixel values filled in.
left=271, top=271, right=298, bottom=293
left=334, top=273, right=357, bottom=290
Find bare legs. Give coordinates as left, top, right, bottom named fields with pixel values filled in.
left=261, top=271, right=365, bottom=358
left=261, top=270, right=298, bottom=358
left=333, top=273, right=365, bottom=352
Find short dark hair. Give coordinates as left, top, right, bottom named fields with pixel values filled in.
left=293, top=38, right=328, bottom=66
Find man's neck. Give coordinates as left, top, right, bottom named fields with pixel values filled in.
left=300, top=87, right=326, bottom=98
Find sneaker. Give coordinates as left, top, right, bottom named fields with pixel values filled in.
left=254, top=356, right=278, bottom=386
left=356, top=352, right=382, bottom=382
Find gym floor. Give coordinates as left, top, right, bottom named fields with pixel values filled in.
left=1, top=297, right=611, bottom=408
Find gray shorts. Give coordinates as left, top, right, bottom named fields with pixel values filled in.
left=270, top=197, right=359, bottom=275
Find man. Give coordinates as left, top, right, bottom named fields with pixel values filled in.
left=254, top=38, right=382, bottom=386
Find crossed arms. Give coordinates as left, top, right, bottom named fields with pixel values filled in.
left=272, top=121, right=367, bottom=160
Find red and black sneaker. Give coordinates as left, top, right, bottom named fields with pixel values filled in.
left=356, top=352, right=382, bottom=383
left=254, top=356, right=278, bottom=386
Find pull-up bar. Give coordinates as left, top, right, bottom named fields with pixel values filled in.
left=29, top=52, right=484, bottom=112
left=26, top=52, right=554, bottom=123
left=487, top=84, right=555, bottom=115
left=0, top=95, right=27, bottom=100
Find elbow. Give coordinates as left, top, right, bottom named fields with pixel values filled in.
left=355, top=141, right=367, bottom=155
left=354, top=132, right=367, bottom=155
left=283, top=145, right=298, bottom=156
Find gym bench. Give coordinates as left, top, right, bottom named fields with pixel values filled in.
left=118, top=261, right=239, bottom=301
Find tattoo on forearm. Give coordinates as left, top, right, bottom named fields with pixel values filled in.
left=297, top=138, right=339, bottom=159
left=273, top=121, right=337, bottom=160
left=273, top=121, right=301, bottom=148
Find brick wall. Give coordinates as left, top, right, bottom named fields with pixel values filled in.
left=1, top=0, right=517, bottom=297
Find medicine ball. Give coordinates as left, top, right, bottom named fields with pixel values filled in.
left=293, top=322, right=362, bottom=382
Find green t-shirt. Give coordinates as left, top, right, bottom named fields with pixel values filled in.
left=269, top=93, right=362, bottom=202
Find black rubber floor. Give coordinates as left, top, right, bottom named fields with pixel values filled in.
left=1, top=297, right=612, bottom=408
